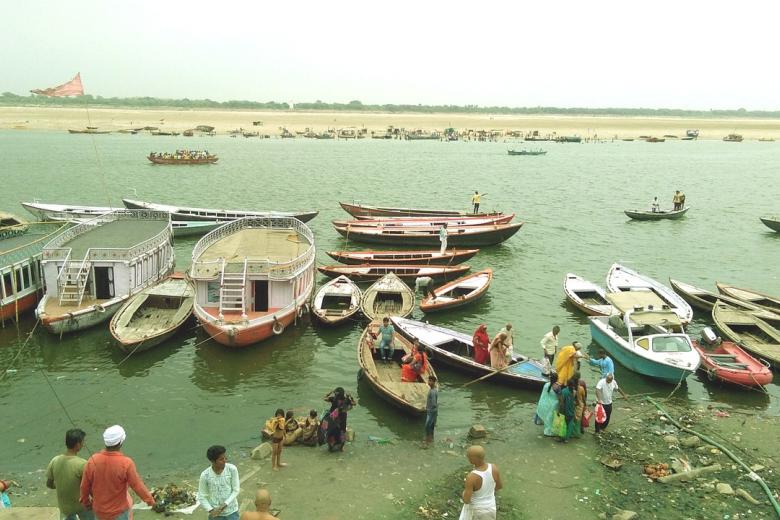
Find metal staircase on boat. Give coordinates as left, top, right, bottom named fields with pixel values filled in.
left=219, top=258, right=247, bottom=319
left=58, top=261, right=91, bottom=306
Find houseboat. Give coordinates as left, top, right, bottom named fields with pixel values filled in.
left=35, top=211, right=174, bottom=334
left=1, top=223, right=70, bottom=325
left=189, top=216, right=315, bottom=347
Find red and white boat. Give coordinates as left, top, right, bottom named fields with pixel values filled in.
left=334, top=214, right=515, bottom=227
left=693, top=328, right=773, bottom=388
left=420, top=269, right=493, bottom=312
left=189, top=216, right=315, bottom=347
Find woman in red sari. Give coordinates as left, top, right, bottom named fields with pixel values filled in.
left=472, top=324, right=490, bottom=365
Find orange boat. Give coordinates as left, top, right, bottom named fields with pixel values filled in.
left=420, top=269, right=492, bottom=312
left=189, top=217, right=315, bottom=348
left=693, top=329, right=772, bottom=387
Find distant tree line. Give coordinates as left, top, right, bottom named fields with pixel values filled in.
left=1, top=91, right=777, bottom=118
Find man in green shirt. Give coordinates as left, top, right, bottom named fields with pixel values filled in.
left=377, top=317, right=395, bottom=361
left=46, top=429, right=94, bottom=520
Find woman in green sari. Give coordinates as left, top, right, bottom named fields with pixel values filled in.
left=558, top=379, right=578, bottom=442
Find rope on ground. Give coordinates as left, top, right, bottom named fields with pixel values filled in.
left=0, top=320, right=40, bottom=381
left=647, top=397, right=780, bottom=519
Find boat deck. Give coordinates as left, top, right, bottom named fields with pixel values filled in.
left=44, top=296, right=111, bottom=315
left=62, top=219, right=168, bottom=258
left=197, top=228, right=310, bottom=265
left=202, top=306, right=282, bottom=322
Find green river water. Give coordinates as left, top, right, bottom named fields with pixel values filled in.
left=1, top=130, right=779, bottom=518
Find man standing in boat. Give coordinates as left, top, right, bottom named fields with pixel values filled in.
left=439, top=223, right=448, bottom=254
left=672, top=191, right=683, bottom=210
left=471, top=191, right=486, bottom=214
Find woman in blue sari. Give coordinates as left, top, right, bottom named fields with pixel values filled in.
left=535, top=372, right=561, bottom=436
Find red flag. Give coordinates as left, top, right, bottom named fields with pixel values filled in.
left=31, top=73, right=84, bottom=97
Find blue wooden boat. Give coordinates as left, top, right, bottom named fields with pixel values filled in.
left=588, top=292, right=700, bottom=384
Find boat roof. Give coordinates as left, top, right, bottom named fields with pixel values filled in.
left=1, top=224, right=70, bottom=266
left=50, top=219, right=169, bottom=259
left=607, top=291, right=667, bottom=312
left=629, top=310, right=682, bottom=327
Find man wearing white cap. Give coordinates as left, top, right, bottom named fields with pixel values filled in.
left=80, top=425, right=156, bottom=520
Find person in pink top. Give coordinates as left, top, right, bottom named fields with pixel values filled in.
left=79, top=425, right=157, bottom=520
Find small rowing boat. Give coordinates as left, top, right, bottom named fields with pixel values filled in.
left=360, top=273, right=415, bottom=321
left=334, top=222, right=523, bottom=246
left=624, top=207, right=689, bottom=220
left=109, top=274, right=195, bottom=353
left=606, top=263, right=693, bottom=323
left=420, top=269, right=492, bottom=313
left=692, top=328, right=772, bottom=387
left=340, top=202, right=502, bottom=219
left=326, top=249, right=479, bottom=266
left=318, top=264, right=470, bottom=283
left=669, top=279, right=776, bottom=316
left=147, top=153, right=218, bottom=164
left=716, top=283, right=780, bottom=316
left=563, top=273, right=615, bottom=316
left=712, top=303, right=780, bottom=368
left=760, top=216, right=780, bottom=232
left=391, top=317, right=547, bottom=388
left=507, top=149, right=546, bottom=156
left=334, top=214, right=515, bottom=227
left=358, top=320, right=438, bottom=415
left=311, top=275, right=361, bottom=326
left=122, top=198, right=319, bottom=223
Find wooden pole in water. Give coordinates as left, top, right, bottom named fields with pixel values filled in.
left=462, top=361, right=523, bottom=387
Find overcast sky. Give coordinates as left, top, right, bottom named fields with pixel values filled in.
left=2, top=0, right=778, bottom=110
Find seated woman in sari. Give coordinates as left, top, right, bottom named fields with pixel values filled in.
left=472, top=324, right=490, bottom=365
left=554, top=341, right=585, bottom=386
left=300, top=409, right=320, bottom=446
left=283, top=410, right=303, bottom=445
left=401, top=342, right=428, bottom=382
left=534, top=372, right=561, bottom=436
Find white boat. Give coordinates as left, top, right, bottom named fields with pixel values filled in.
left=311, top=275, right=361, bottom=326
left=563, top=273, right=616, bottom=316
left=189, top=216, right=316, bottom=347
left=360, top=272, right=415, bottom=321
left=589, top=292, right=700, bottom=384
left=21, top=201, right=115, bottom=221
left=122, top=198, right=319, bottom=223
left=36, top=211, right=174, bottom=334
left=606, top=263, right=693, bottom=323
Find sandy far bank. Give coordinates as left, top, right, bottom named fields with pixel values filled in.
left=2, top=106, right=780, bottom=140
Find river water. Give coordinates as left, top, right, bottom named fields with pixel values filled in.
left=0, top=131, right=778, bottom=517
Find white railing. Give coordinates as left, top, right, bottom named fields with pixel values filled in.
left=55, top=250, right=72, bottom=286
left=268, top=246, right=316, bottom=280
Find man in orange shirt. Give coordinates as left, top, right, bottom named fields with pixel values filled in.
left=80, top=425, right=157, bottom=520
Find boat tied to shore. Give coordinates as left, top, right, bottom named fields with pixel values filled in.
left=311, top=275, right=361, bottom=326
left=35, top=210, right=174, bottom=334
left=712, top=303, right=780, bottom=368
left=606, top=263, right=693, bottom=323
left=189, top=216, right=316, bottom=347
left=335, top=214, right=515, bottom=227
left=317, top=264, right=470, bottom=283
left=326, top=249, right=479, bottom=266
left=334, top=222, right=523, bottom=247
left=419, top=269, right=492, bottom=313
left=0, top=212, right=28, bottom=239
left=340, top=202, right=503, bottom=219
left=122, top=198, right=319, bottom=223
left=563, top=273, right=616, bottom=316
left=360, top=272, right=415, bottom=321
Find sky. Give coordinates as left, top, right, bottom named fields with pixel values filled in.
left=1, top=0, right=779, bottom=110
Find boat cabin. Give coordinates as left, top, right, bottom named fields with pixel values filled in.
left=606, top=292, right=691, bottom=351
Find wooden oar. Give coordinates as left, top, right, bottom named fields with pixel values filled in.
left=462, top=361, right=522, bottom=387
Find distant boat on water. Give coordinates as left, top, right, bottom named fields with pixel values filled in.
left=723, top=133, right=743, bottom=142
left=507, top=149, right=546, bottom=156
left=68, top=126, right=110, bottom=134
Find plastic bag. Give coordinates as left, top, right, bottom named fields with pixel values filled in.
left=582, top=408, right=592, bottom=428
left=595, top=403, right=607, bottom=424
left=552, top=412, right=566, bottom=438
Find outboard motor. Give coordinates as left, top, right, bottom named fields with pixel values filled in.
left=701, top=327, right=719, bottom=345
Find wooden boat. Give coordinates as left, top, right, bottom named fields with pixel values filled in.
left=147, top=154, right=218, bottom=165
left=669, top=279, right=776, bottom=316
left=624, top=207, right=689, bottom=220
left=109, top=274, right=195, bottom=353
left=606, top=263, right=693, bottom=323
left=358, top=320, right=438, bottom=415
left=360, top=273, right=414, bottom=320
left=420, top=269, right=492, bottom=313
left=692, top=329, right=772, bottom=387
left=1, top=223, right=70, bottom=324
left=311, top=275, right=361, bottom=326
left=563, top=273, right=615, bottom=316
left=0, top=212, right=28, bottom=239
left=645, top=137, right=665, bottom=143
left=507, top=149, right=547, bottom=156
left=189, top=216, right=315, bottom=348
left=36, top=211, right=174, bottom=334
left=716, top=283, right=780, bottom=316
left=318, top=264, right=470, bottom=283
left=391, top=317, right=547, bottom=388
left=712, top=303, right=780, bottom=368
left=335, top=214, right=515, bottom=227
left=122, top=198, right=319, bottom=223
left=340, top=202, right=503, bottom=219
left=589, top=293, right=700, bottom=384
left=758, top=137, right=776, bottom=142
left=760, top=216, right=780, bottom=232
left=326, top=249, right=478, bottom=266
left=555, top=136, right=582, bottom=143
left=723, top=134, right=743, bottom=142
left=68, top=127, right=110, bottom=134
left=334, top=222, right=523, bottom=246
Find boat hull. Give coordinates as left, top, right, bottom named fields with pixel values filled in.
left=148, top=156, right=218, bottom=165
left=317, top=264, right=470, bottom=283
left=420, top=269, right=492, bottom=313
left=589, top=319, right=695, bottom=384
left=37, top=296, right=127, bottom=334
left=326, top=249, right=478, bottom=266
left=196, top=305, right=302, bottom=348
left=0, top=292, right=39, bottom=323
left=760, top=217, right=780, bottom=232
left=693, top=340, right=773, bottom=387
left=340, top=202, right=500, bottom=218
left=122, top=198, right=318, bottom=223
left=334, top=223, right=523, bottom=246
left=624, top=207, right=689, bottom=220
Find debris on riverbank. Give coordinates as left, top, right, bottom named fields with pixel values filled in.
left=593, top=398, right=780, bottom=519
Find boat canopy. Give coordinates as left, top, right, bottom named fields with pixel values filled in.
left=628, top=310, right=683, bottom=327
left=607, top=291, right=667, bottom=313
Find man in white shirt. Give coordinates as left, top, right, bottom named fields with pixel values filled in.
left=540, top=326, right=560, bottom=365
left=595, top=373, right=628, bottom=433
left=198, top=445, right=240, bottom=519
